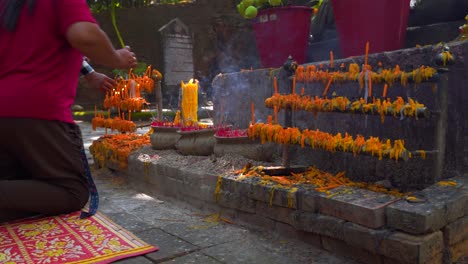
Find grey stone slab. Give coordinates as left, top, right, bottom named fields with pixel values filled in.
left=135, top=228, right=199, bottom=263
left=443, top=216, right=468, bottom=246
left=248, top=181, right=300, bottom=209
left=256, top=201, right=295, bottom=225
left=217, top=190, right=256, bottom=213
left=318, top=187, right=400, bottom=228
left=321, top=236, right=383, bottom=264
left=105, top=211, right=155, bottom=233
left=298, top=189, right=319, bottom=212
left=128, top=203, right=195, bottom=228
left=113, top=256, right=154, bottom=264
left=274, top=221, right=323, bottom=249
left=379, top=231, right=444, bottom=264
left=160, top=221, right=249, bottom=248
left=343, top=222, right=392, bottom=254
left=201, top=239, right=295, bottom=264
left=160, top=252, right=222, bottom=264
left=387, top=176, right=468, bottom=234
left=292, top=211, right=346, bottom=240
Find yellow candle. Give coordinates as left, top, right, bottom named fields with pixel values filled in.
left=364, top=41, right=370, bottom=66
left=383, top=84, right=388, bottom=98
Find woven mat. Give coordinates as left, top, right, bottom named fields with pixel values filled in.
left=0, top=211, right=158, bottom=264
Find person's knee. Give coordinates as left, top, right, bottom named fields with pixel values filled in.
left=68, top=185, right=90, bottom=212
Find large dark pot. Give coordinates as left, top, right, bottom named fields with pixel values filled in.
left=252, top=6, right=313, bottom=68
left=331, top=0, right=411, bottom=57
left=150, top=126, right=181, bottom=150
left=214, top=136, right=276, bottom=162
left=175, top=128, right=216, bottom=156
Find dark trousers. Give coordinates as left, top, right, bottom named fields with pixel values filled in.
left=0, top=118, right=89, bottom=223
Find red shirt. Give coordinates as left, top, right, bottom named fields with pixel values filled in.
left=0, top=0, right=96, bottom=123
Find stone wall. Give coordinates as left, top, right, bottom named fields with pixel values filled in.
left=212, top=41, right=468, bottom=189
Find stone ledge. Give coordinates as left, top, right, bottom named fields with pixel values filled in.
left=318, top=187, right=400, bottom=229
left=386, top=176, right=468, bottom=235
left=443, top=216, right=468, bottom=246
left=95, top=150, right=468, bottom=264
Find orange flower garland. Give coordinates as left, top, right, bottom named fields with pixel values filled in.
left=90, top=134, right=150, bottom=169
left=234, top=165, right=407, bottom=197
left=265, top=94, right=426, bottom=123
left=295, top=64, right=436, bottom=88
left=248, top=123, right=414, bottom=161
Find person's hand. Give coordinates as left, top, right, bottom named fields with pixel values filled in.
left=83, top=71, right=116, bottom=91
left=115, top=46, right=138, bottom=69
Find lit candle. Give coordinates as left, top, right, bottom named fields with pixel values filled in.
left=129, top=80, right=136, bottom=98
left=383, top=84, right=388, bottom=98
left=330, top=51, right=334, bottom=68
left=251, top=101, right=255, bottom=125
left=301, top=87, right=305, bottom=96
left=364, top=41, right=370, bottom=66
left=267, top=115, right=272, bottom=125
left=368, top=72, right=372, bottom=97
left=322, top=77, right=333, bottom=96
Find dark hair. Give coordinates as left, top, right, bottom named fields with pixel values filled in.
left=0, top=0, right=36, bottom=31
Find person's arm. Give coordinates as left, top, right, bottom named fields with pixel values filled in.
left=66, top=22, right=137, bottom=69
left=80, top=60, right=95, bottom=76
left=81, top=60, right=116, bottom=91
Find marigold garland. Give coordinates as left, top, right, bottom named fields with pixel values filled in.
left=265, top=94, right=426, bottom=123
left=248, top=123, right=413, bottom=161
left=295, top=63, right=436, bottom=88
left=234, top=165, right=407, bottom=197
left=90, top=134, right=150, bottom=170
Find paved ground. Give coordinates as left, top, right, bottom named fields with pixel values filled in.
left=78, top=121, right=358, bottom=264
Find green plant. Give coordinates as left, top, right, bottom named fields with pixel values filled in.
left=112, top=62, right=148, bottom=78
left=236, top=0, right=322, bottom=19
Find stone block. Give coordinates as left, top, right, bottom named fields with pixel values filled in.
left=319, top=187, right=400, bottom=228
left=274, top=221, right=322, bottom=249
left=249, top=182, right=300, bottom=209
left=443, top=216, right=468, bottom=246
left=379, top=231, right=444, bottom=264
left=343, top=222, right=391, bottom=254
left=387, top=176, right=468, bottom=234
left=292, top=211, right=345, bottom=240
left=297, top=189, right=318, bottom=213
left=216, top=190, right=256, bottom=214
left=321, top=236, right=383, bottom=264
left=382, top=253, right=443, bottom=264
left=448, top=239, right=468, bottom=264
left=256, top=201, right=295, bottom=225
left=234, top=210, right=276, bottom=231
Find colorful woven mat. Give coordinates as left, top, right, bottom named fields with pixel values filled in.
left=0, top=211, right=158, bottom=264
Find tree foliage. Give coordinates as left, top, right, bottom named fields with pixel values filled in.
left=86, top=0, right=194, bottom=12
